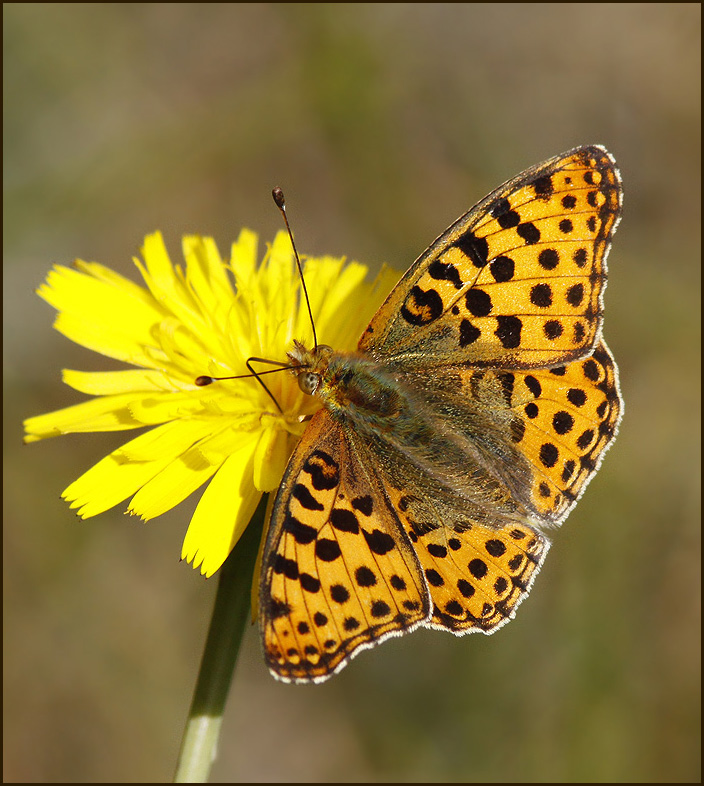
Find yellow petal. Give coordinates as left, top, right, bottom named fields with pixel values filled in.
left=62, top=420, right=213, bottom=518
left=134, top=233, right=205, bottom=334
left=127, top=452, right=217, bottom=521
left=127, top=424, right=247, bottom=520
left=24, top=393, right=157, bottom=440
left=182, top=235, right=235, bottom=317
left=181, top=432, right=261, bottom=576
left=137, top=232, right=181, bottom=297
left=229, top=229, right=259, bottom=289
left=62, top=369, right=179, bottom=395
left=121, top=393, right=207, bottom=425
left=39, top=264, right=165, bottom=365
left=73, top=260, right=158, bottom=304
left=117, top=418, right=214, bottom=462
left=253, top=418, right=294, bottom=492
left=23, top=391, right=209, bottom=442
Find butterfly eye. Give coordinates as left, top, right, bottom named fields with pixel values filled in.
left=298, top=371, right=320, bottom=395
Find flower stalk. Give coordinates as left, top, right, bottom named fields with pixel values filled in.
left=174, top=495, right=267, bottom=783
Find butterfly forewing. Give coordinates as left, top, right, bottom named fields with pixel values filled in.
left=359, top=146, right=621, bottom=370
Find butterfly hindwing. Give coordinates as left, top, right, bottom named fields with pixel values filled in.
left=359, top=145, right=622, bottom=370
left=260, top=410, right=430, bottom=683
left=377, top=477, right=550, bottom=636
left=405, top=339, right=622, bottom=526
left=505, top=340, right=622, bottom=523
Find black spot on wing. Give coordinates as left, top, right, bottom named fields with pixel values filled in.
left=401, top=286, right=444, bottom=326
left=303, top=450, right=340, bottom=491
left=454, top=230, right=488, bottom=268
left=428, top=259, right=463, bottom=289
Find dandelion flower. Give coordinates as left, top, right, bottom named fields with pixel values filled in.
left=25, top=229, right=399, bottom=577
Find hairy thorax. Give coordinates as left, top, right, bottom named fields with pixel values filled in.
left=289, top=341, right=413, bottom=431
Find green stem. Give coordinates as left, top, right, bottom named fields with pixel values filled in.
left=174, top=495, right=267, bottom=783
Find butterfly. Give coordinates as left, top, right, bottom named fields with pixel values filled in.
left=259, top=145, right=623, bottom=683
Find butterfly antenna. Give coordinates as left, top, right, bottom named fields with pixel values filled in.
left=272, top=187, right=318, bottom=350
left=195, top=358, right=300, bottom=413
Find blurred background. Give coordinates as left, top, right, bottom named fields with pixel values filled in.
left=4, top=4, right=700, bottom=782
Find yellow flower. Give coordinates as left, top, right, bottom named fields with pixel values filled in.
left=24, top=229, right=399, bottom=577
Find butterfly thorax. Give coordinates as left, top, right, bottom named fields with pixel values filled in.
left=288, top=340, right=414, bottom=431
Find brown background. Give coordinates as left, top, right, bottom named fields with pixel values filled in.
left=4, top=4, right=700, bottom=782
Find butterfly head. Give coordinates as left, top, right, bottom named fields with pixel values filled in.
left=288, top=340, right=334, bottom=396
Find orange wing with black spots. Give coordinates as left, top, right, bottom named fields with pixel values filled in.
left=378, top=478, right=550, bottom=636
left=260, top=145, right=623, bottom=682
left=505, top=340, right=622, bottom=524
left=260, top=409, right=430, bottom=683
left=359, top=146, right=621, bottom=371
left=260, top=403, right=553, bottom=677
